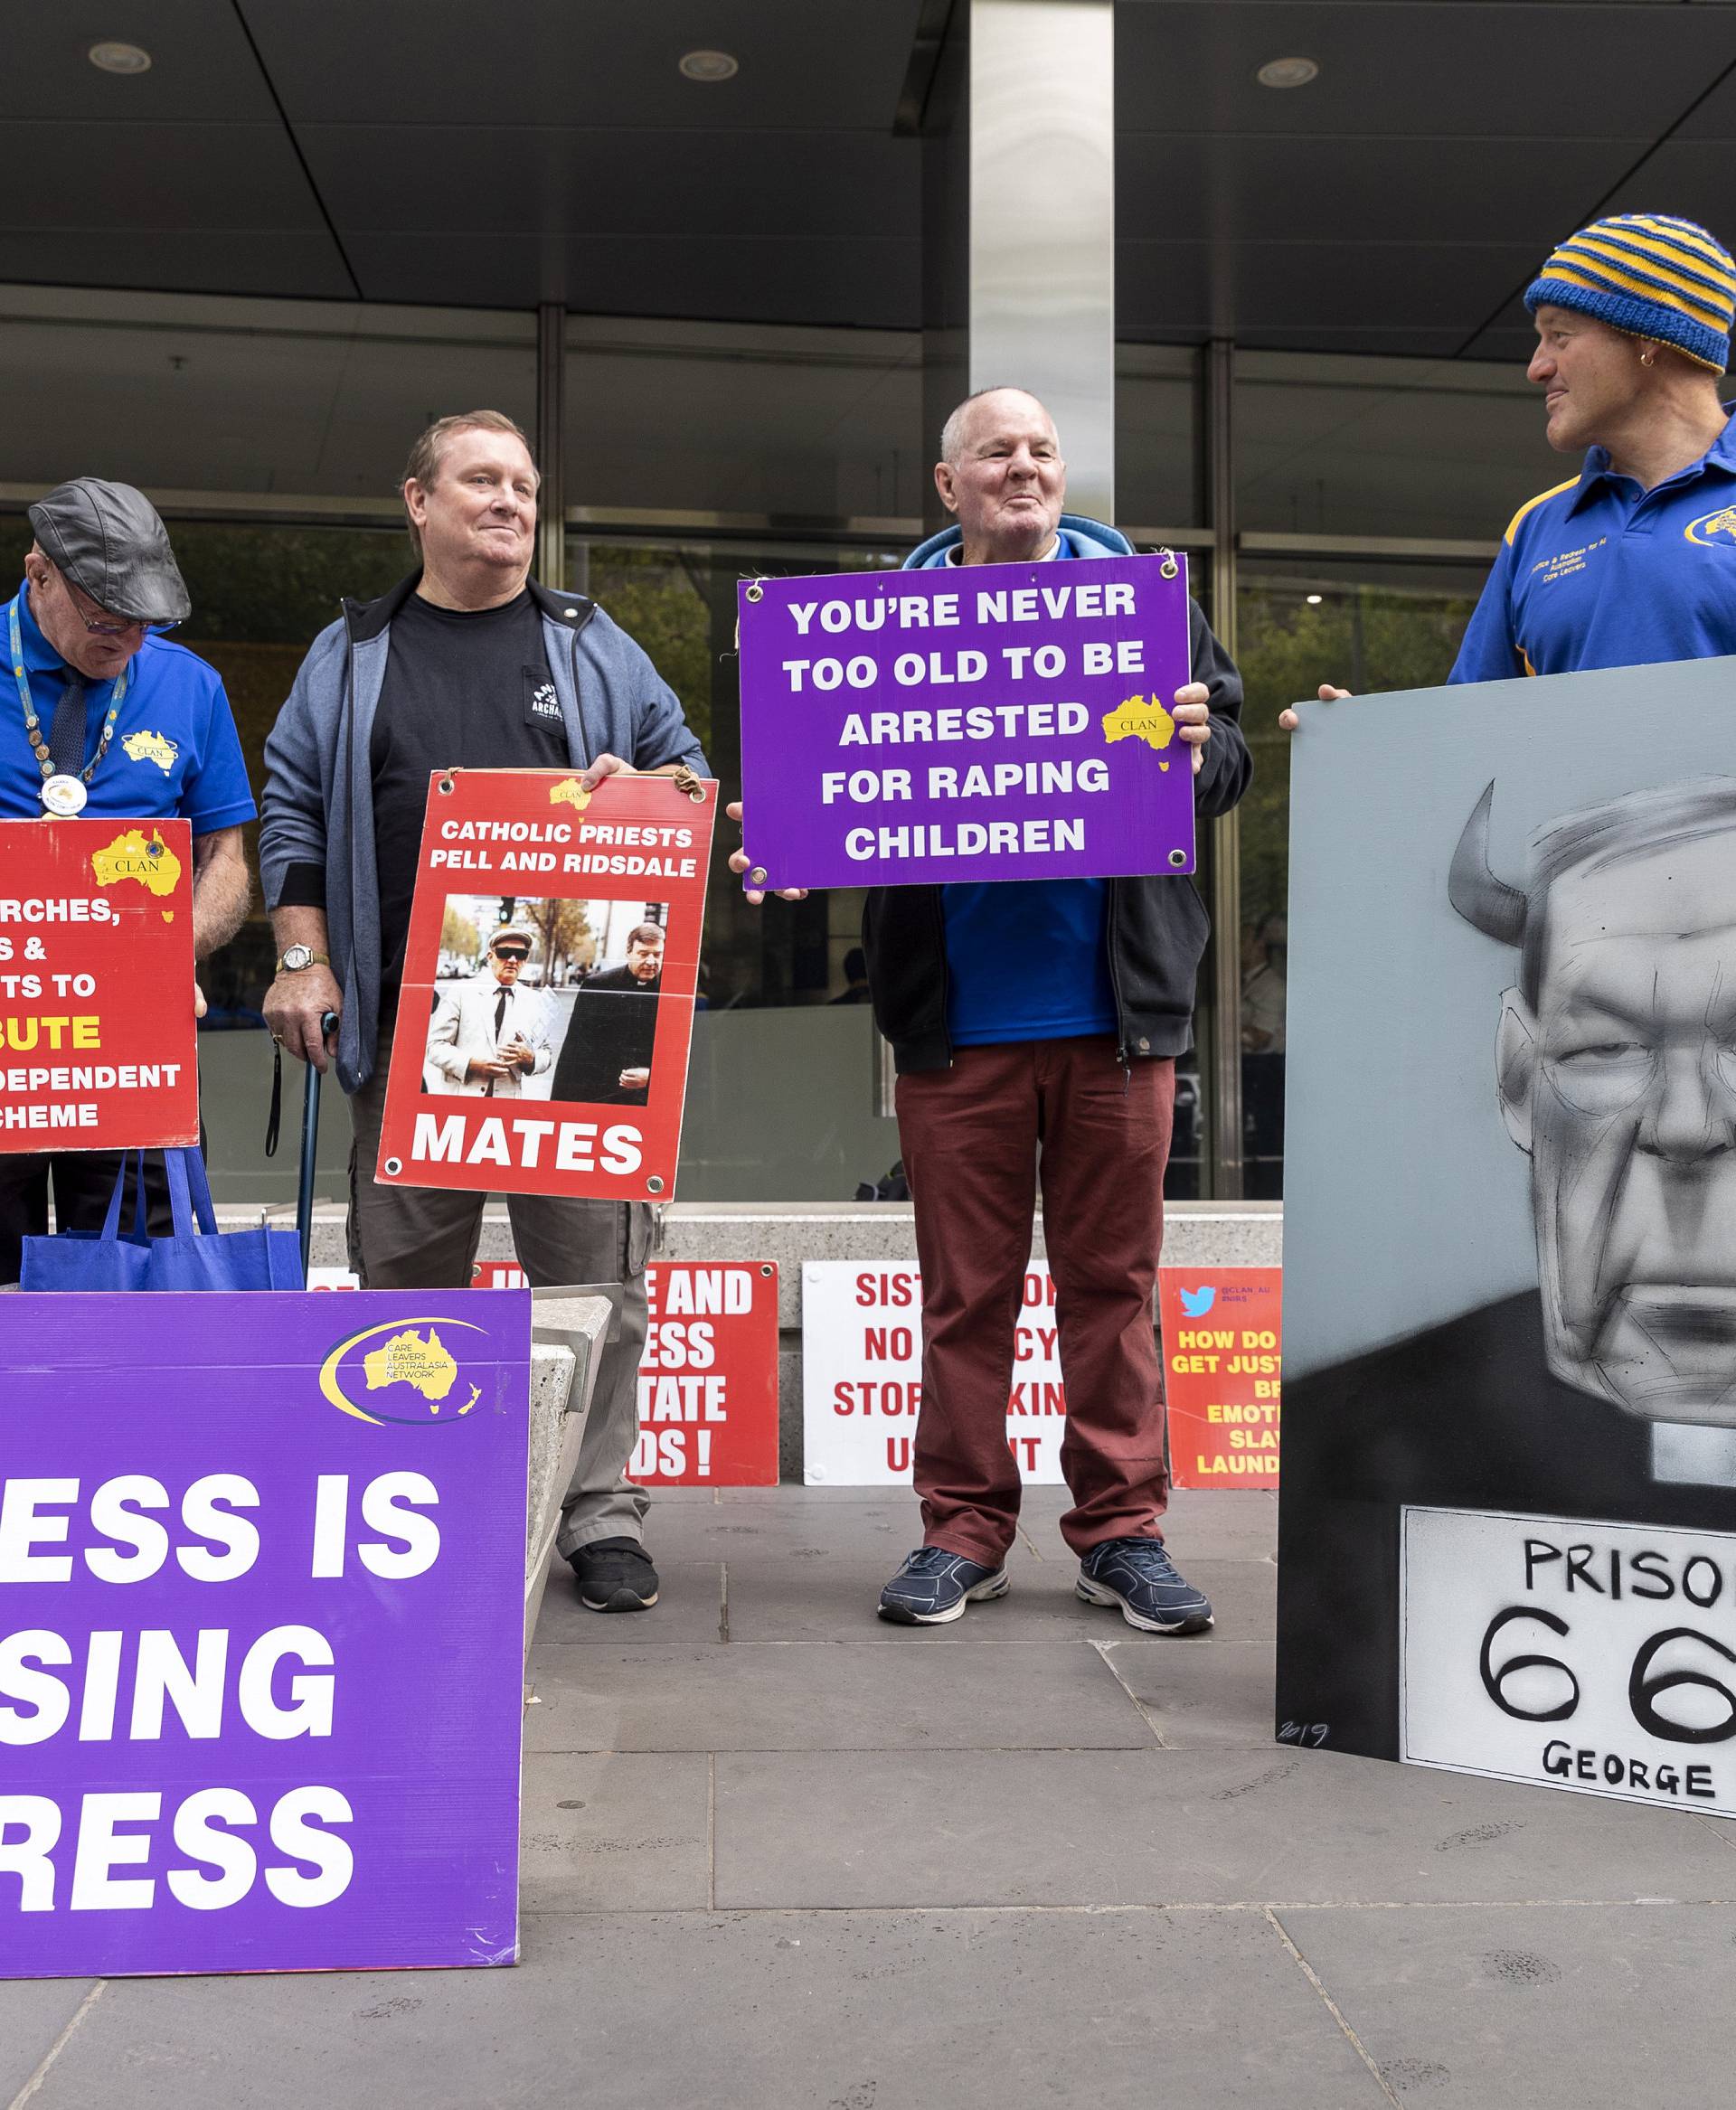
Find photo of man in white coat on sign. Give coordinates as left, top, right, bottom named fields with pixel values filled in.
left=423, top=925, right=552, bottom=1097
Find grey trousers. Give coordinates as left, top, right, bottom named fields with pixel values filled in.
left=347, top=1015, right=655, bottom=1559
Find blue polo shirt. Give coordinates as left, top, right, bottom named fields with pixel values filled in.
left=1451, top=410, right=1736, bottom=683
left=2, top=581, right=255, bottom=830
left=935, top=530, right=1118, bottom=1048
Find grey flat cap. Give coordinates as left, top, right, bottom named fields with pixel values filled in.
left=26, top=478, right=191, bottom=626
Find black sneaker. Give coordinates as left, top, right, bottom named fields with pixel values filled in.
left=877, top=1547, right=1010, bottom=1625
left=570, top=1537, right=660, bottom=1612
left=1077, top=1537, right=1212, bottom=1634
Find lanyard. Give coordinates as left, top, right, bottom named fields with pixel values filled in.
left=7, top=596, right=130, bottom=787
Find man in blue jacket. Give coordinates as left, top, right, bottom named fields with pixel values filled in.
left=259, top=410, right=708, bottom=1615
left=852, top=387, right=1252, bottom=1629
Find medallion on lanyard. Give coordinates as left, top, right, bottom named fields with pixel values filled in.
left=9, top=595, right=128, bottom=819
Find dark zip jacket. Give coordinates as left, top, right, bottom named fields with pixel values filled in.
left=259, top=570, right=708, bottom=1093
left=861, top=522, right=1250, bottom=1073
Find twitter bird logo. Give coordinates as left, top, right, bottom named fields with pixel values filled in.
left=1178, top=1286, right=1216, bottom=1317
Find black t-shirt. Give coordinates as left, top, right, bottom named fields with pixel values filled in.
left=368, top=589, right=567, bottom=993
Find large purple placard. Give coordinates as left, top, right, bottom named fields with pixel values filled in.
left=738, top=551, right=1194, bottom=890
left=0, top=1291, right=529, bottom=1979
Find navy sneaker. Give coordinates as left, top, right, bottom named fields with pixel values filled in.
left=1077, top=1537, right=1212, bottom=1634
left=878, top=1547, right=1010, bottom=1625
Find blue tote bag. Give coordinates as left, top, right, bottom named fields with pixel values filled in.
left=20, top=1149, right=304, bottom=1293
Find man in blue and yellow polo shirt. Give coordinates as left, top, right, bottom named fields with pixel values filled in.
left=1453, top=213, right=1736, bottom=681
left=1285, top=214, right=1736, bottom=727
left=0, top=478, right=254, bottom=1277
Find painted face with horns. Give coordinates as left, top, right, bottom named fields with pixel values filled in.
left=1451, top=778, right=1736, bottom=1427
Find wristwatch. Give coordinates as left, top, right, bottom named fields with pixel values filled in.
left=277, top=945, right=330, bottom=973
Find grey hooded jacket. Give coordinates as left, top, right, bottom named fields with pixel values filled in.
left=259, top=573, right=709, bottom=1094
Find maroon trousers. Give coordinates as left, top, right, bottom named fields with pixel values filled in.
left=895, top=1036, right=1175, bottom=1565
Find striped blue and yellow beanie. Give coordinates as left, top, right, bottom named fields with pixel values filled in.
left=1525, top=213, right=1736, bottom=372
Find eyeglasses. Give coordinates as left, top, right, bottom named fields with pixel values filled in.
left=59, top=573, right=178, bottom=639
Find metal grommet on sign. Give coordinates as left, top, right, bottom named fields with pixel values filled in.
left=744, top=579, right=765, bottom=603
left=1157, top=547, right=1179, bottom=580
left=749, top=865, right=768, bottom=886
left=760, top=1263, right=773, bottom=1276
left=437, top=773, right=455, bottom=795
left=646, top=1175, right=665, bottom=1195
left=383, top=1157, right=402, bottom=1177
left=1167, top=848, right=1189, bottom=869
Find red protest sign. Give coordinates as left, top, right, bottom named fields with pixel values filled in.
left=374, top=769, right=714, bottom=1204
left=0, top=817, right=197, bottom=1153
left=1157, top=1267, right=1282, bottom=1488
left=631, top=1261, right=780, bottom=1486
left=472, top=1255, right=781, bottom=1486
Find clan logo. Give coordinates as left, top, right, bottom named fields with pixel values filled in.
left=319, top=1315, right=489, bottom=1427
left=122, top=728, right=179, bottom=773
left=1684, top=505, right=1736, bottom=547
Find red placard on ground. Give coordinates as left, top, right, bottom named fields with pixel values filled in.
left=374, top=769, right=714, bottom=1204
left=473, top=1256, right=781, bottom=1486
left=1158, top=1266, right=1281, bottom=1488
left=632, top=1260, right=780, bottom=1485
left=0, top=816, right=197, bottom=1153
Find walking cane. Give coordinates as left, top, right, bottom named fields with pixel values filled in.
left=297, top=1012, right=340, bottom=1287
left=266, top=1012, right=340, bottom=1288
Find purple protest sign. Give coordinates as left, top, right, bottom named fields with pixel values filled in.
left=738, top=551, right=1194, bottom=890
left=0, top=1290, right=529, bottom=1980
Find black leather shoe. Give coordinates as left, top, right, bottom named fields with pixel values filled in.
left=570, top=1537, right=660, bottom=1612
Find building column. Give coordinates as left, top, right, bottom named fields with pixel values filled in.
left=535, top=302, right=565, bottom=591
left=1204, top=337, right=1244, bottom=1199
left=922, top=0, right=1115, bottom=519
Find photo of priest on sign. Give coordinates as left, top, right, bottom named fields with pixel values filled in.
left=549, top=921, right=664, bottom=1107
left=1448, top=777, right=1736, bottom=1487
left=423, top=924, right=552, bottom=1097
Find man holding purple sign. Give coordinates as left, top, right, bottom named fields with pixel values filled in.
left=734, top=386, right=1250, bottom=1632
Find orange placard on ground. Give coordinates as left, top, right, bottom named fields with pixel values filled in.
left=0, top=817, right=197, bottom=1153
left=473, top=1255, right=781, bottom=1486
left=1158, top=1266, right=1281, bottom=1489
left=374, top=769, right=714, bottom=1204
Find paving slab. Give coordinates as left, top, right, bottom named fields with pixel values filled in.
left=533, top=1558, right=726, bottom=1646
left=518, top=1752, right=711, bottom=1912
left=27, top=1910, right=1378, bottom=2110
left=713, top=1746, right=1736, bottom=1910
left=649, top=1494, right=922, bottom=1561
left=1100, top=1635, right=1276, bottom=1747
left=722, top=1550, right=1098, bottom=1643
left=524, top=1638, right=1154, bottom=1753
left=0, top=1977, right=97, bottom=2097
left=1277, top=1899, right=1736, bottom=2108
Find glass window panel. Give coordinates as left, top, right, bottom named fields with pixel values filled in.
left=565, top=318, right=920, bottom=525
left=0, top=283, right=534, bottom=504
left=1234, top=560, right=1489, bottom=1197
left=1116, top=343, right=1201, bottom=532
left=1236, top=349, right=1556, bottom=542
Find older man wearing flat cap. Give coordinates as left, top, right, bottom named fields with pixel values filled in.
left=0, top=478, right=254, bottom=1278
